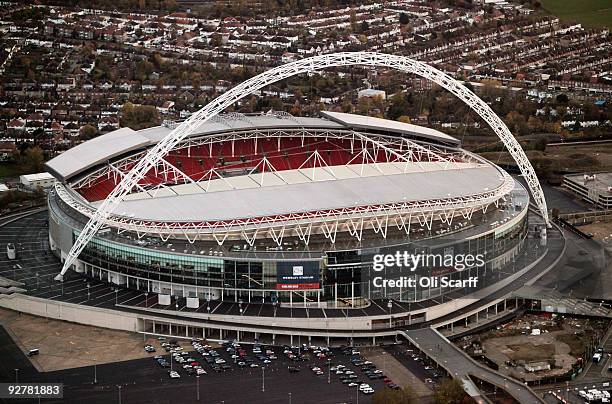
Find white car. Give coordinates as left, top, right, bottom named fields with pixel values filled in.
left=362, top=388, right=374, bottom=394
left=196, top=368, right=206, bottom=375
left=359, top=384, right=370, bottom=391
left=169, top=371, right=180, bottom=379
left=250, top=363, right=259, bottom=368
left=215, top=358, right=226, bottom=364
left=345, top=370, right=355, bottom=375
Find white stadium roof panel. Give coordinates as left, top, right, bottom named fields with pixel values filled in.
left=45, top=112, right=461, bottom=182
left=46, top=127, right=152, bottom=180
left=96, top=165, right=505, bottom=222
left=320, top=111, right=460, bottom=146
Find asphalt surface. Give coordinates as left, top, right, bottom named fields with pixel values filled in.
left=0, top=329, right=389, bottom=404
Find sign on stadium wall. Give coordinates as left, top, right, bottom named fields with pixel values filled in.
left=276, top=262, right=320, bottom=290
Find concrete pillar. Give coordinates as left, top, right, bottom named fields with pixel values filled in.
left=495, top=303, right=498, bottom=315
left=373, top=336, right=376, bottom=345
left=476, top=312, right=479, bottom=324
left=219, top=329, right=223, bottom=340
left=290, top=334, right=293, bottom=345
left=334, top=283, right=338, bottom=308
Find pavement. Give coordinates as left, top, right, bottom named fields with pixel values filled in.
left=0, top=329, right=389, bottom=404
left=403, top=327, right=544, bottom=403
left=361, top=346, right=432, bottom=398
left=0, top=308, right=164, bottom=371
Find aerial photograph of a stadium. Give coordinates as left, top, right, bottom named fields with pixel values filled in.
left=0, top=1, right=611, bottom=403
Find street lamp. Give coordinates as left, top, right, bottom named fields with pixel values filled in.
left=327, top=358, right=331, bottom=384
left=288, top=392, right=292, bottom=404
left=144, top=292, right=148, bottom=308
left=87, top=283, right=90, bottom=301
left=14, top=369, right=18, bottom=383
left=196, top=375, right=200, bottom=401
left=387, top=300, right=393, bottom=329
left=261, top=366, right=265, bottom=392
left=117, top=385, right=122, bottom=404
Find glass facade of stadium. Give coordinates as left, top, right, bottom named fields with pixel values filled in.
left=48, top=182, right=531, bottom=307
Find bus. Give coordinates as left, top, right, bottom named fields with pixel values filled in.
left=6, top=243, right=16, bottom=260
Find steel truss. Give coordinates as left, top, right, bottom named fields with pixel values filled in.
left=69, top=127, right=467, bottom=191
left=57, top=52, right=549, bottom=279
left=54, top=169, right=514, bottom=247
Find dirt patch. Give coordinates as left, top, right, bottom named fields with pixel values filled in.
left=0, top=308, right=205, bottom=372
left=506, top=343, right=556, bottom=362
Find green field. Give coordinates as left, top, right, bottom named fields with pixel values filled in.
left=541, top=0, right=612, bottom=29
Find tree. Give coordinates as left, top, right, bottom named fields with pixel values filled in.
left=121, top=102, right=160, bottom=130
left=433, top=379, right=466, bottom=404
left=80, top=124, right=98, bottom=141
left=21, top=146, right=44, bottom=173
left=398, top=115, right=411, bottom=124
left=372, top=385, right=418, bottom=404
left=556, top=93, right=569, bottom=104
left=399, top=12, right=409, bottom=25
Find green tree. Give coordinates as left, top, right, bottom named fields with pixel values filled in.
left=433, top=379, right=465, bottom=404
left=21, top=146, right=44, bottom=173
left=399, top=12, right=409, bottom=25
left=121, top=102, right=160, bottom=130
left=372, top=385, right=418, bottom=404
left=80, top=124, right=98, bottom=140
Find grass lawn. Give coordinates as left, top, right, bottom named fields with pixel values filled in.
left=540, top=0, right=612, bottom=29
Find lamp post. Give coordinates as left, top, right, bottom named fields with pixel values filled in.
left=14, top=368, right=18, bottom=383
left=327, top=358, right=331, bottom=384
left=87, top=283, right=91, bottom=301
left=196, top=375, right=200, bottom=401
left=261, top=366, right=265, bottom=392
left=144, top=292, right=148, bottom=308
left=117, top=385, right=122, bottom=404
left=288, top=392, right=292, bottom=404
left=387, top=300, right=393, bottom=329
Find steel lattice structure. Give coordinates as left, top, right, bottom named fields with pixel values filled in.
left=56, top=52, right=549, bottom=279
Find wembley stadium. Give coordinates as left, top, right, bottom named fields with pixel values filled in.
left=42, top=109, right=538, bottom=333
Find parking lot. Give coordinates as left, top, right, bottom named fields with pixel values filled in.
left=0, top=323, right=401, bottom=404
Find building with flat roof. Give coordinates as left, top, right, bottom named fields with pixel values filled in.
left=563, top=172, right=612, bottom=208
left=19, top=172, right=55, bottom=190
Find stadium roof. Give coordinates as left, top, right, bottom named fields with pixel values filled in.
left=320, top=111, right=460, bottom=146
left=95, top=164, right=504, bottom=222
left=46, top=113, right=459, bottom=182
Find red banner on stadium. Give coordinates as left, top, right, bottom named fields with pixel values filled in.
left=275, top=283, right=320, bottom=290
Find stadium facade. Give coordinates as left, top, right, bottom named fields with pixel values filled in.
left=46, top=111, right=534, bottom=330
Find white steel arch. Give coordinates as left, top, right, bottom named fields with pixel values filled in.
left=56, top=52, right=548, bottom=279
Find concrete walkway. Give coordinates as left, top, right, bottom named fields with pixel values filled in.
left=362, top=346, right=432, bottom=398
left=402, top=327, right=544, bottom=403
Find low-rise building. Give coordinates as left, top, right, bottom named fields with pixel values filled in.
left=563, top=173, right=612, bottom=209
left=19, top=173, right=55, bottom=190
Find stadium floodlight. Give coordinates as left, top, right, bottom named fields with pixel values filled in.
left=55, top=52, right=548, bottom=280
